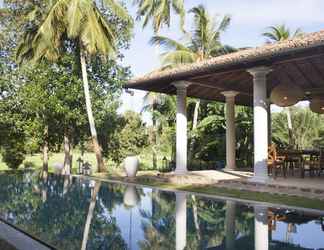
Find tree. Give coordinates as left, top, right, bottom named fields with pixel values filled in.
left=108, top=111, right=148, bottom=165
left=142, top=92, right=164, bottom=168
left=150, top=4, right=234, bottom=163
left=134, top=0, right=185, bottom=33
left=16, top=0, right=133, bottom=172
left=272, top=107, right=324, bottom=149
left=262, top=24, right=303, bottom=147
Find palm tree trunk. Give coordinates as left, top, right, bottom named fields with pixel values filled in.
left=188, top=99, right=200, bottom=164
left=42, top=126, right=49, bottom=180
left=285, top=107, right=294, bottom=148
left=63, top=132, right=71, bottom=175
left=80, top=49, right=105, bottom=172
left=191, top=195, right=201, bottom=240
left=81, top=182, right=101, bottom=250
left=152, top=115, right=157, bottom=169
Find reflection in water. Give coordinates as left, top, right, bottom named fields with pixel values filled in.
left=225, top=201, right=236, bottom=250
left=176, top=193, right=187, bottom=250
left=0, top=172, right=323, bottom=250
left=254, top=206, right=268, bottom=250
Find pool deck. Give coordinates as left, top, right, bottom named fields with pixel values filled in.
left=96, top=169, right=324, bottom=201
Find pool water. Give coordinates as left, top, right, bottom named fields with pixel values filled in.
left=0, top=172, right=323, bottom=250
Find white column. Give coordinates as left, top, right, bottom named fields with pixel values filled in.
left=173, top=81, right=190, bottom=175
left=247, top=67, right=271, bottom=183
left=254, top=205, right=269, bottom=250
left=175, top=192, right=187, bottom=250
left=221, top=91, right=239, bottom=171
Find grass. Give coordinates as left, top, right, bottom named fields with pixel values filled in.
left=0, top=151, right=98, bottom=173
left=93, top=172, right=324, bottom=211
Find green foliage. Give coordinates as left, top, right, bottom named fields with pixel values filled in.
left=150, top=5, right=234, bottom=68
left=272, top=107, right=324, bottom=149
left=134, top=0, right=185, bottom=33
left=108, top=111, right=148, bottom=164
left=262, top=24, right=303, bottom=43
left=1, top=138, right=26, bottom=169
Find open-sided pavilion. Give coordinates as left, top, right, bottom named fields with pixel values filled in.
left=125, top=30, right=324, bottom=183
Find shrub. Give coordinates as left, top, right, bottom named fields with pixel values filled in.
left=1, top=142, right=26, bottom=169
left=23, top=161, right=36, bottom=169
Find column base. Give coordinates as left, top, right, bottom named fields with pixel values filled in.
left=249, top=175, right=271, bottom=183
left=223, top=166, right=236, bottom=172
left=174, top=169, right=188, bottom=175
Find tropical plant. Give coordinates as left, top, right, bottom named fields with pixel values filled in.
left=134, top=0, right=185, bottom=33
left=16, top=0, right=133, bottom=172
left=262, top=24, right=303, bottom=43
left=272, top=107, right=324, bottom=149
left=150, top=5, right=233, bottom=68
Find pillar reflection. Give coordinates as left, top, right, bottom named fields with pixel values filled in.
left=254, top=205, right=269, bottom=250
left=176, top=192, right=187, bottom=250
left=225, top=200, right=236, bottom=250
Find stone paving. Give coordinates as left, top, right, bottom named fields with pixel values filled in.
left=134, top=170, right=324, bottom=200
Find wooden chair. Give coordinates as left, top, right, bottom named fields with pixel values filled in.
left=301, top=150, right=322, bottom=178
left=312, top=149, right=324, bottom=177
left=268, top=144, right=286, bottom=178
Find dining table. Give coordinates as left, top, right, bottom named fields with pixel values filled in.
left=279, top=149, right=320, bottom=178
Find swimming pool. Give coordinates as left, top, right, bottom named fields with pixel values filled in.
left=0, top=172, right=323, bottom=250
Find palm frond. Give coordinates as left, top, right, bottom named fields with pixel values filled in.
left=103, top=0, right=133, bottom=24
left=149, top=35, right=188, bottom=51
left=161, top=50, right=196, bottom=66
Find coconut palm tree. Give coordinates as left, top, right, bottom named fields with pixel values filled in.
left=262, top=24, right=303, bottom=43
left=262, top=24, right=303, bottom=147
left=16, top=0, right=132, bottom=172
left=134, top=0, right=185, bottom=33
left=150, top=5, right=233, bottom=68
left=150, top=5, right=234, bottom=162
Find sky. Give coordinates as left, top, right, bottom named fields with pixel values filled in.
left=119, top=0, right=324, bottom=117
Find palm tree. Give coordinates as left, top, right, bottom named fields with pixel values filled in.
left=150, top=4, right=234, bottom=162
left=16, top=0, right=132, bottom=172
left=134, top=0, right=185, bottom=33
left=262, top=24, right=303, bottom=147
left=262, top=24, right=303, bottom=43
left=150, top=5, right=233, bottom=68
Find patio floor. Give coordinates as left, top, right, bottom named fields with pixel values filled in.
left=143, top=169, right=324, bottom=200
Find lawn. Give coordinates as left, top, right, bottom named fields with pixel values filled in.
left=0, top=151, right=98, bottom=173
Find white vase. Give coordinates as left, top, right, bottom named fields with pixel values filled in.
left=124, top=156, right=139, bottom=178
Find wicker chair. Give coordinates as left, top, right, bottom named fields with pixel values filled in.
left=268, top=144, right=286, bottom=178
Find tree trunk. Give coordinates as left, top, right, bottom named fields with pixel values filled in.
left=81, top=182, right=101, bottom=250
left=191, top=195, right=201, bottom=240
left=80, top=50, right=105, bottom=172
left=152, top=115, right=157, bottom=169
left=42, top=126, right=49, bottom=181
left=188, top=99, right=200, bottom=164
left=285, top=107, right=294, bottom=148
left=63, top=132, right=72, bottom=175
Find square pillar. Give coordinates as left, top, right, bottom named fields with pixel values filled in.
left=173, top=81, right=190, bottom=175
left=221, top=91, right=239, bottom=171
left=248, top=67, right=272, bottom=183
